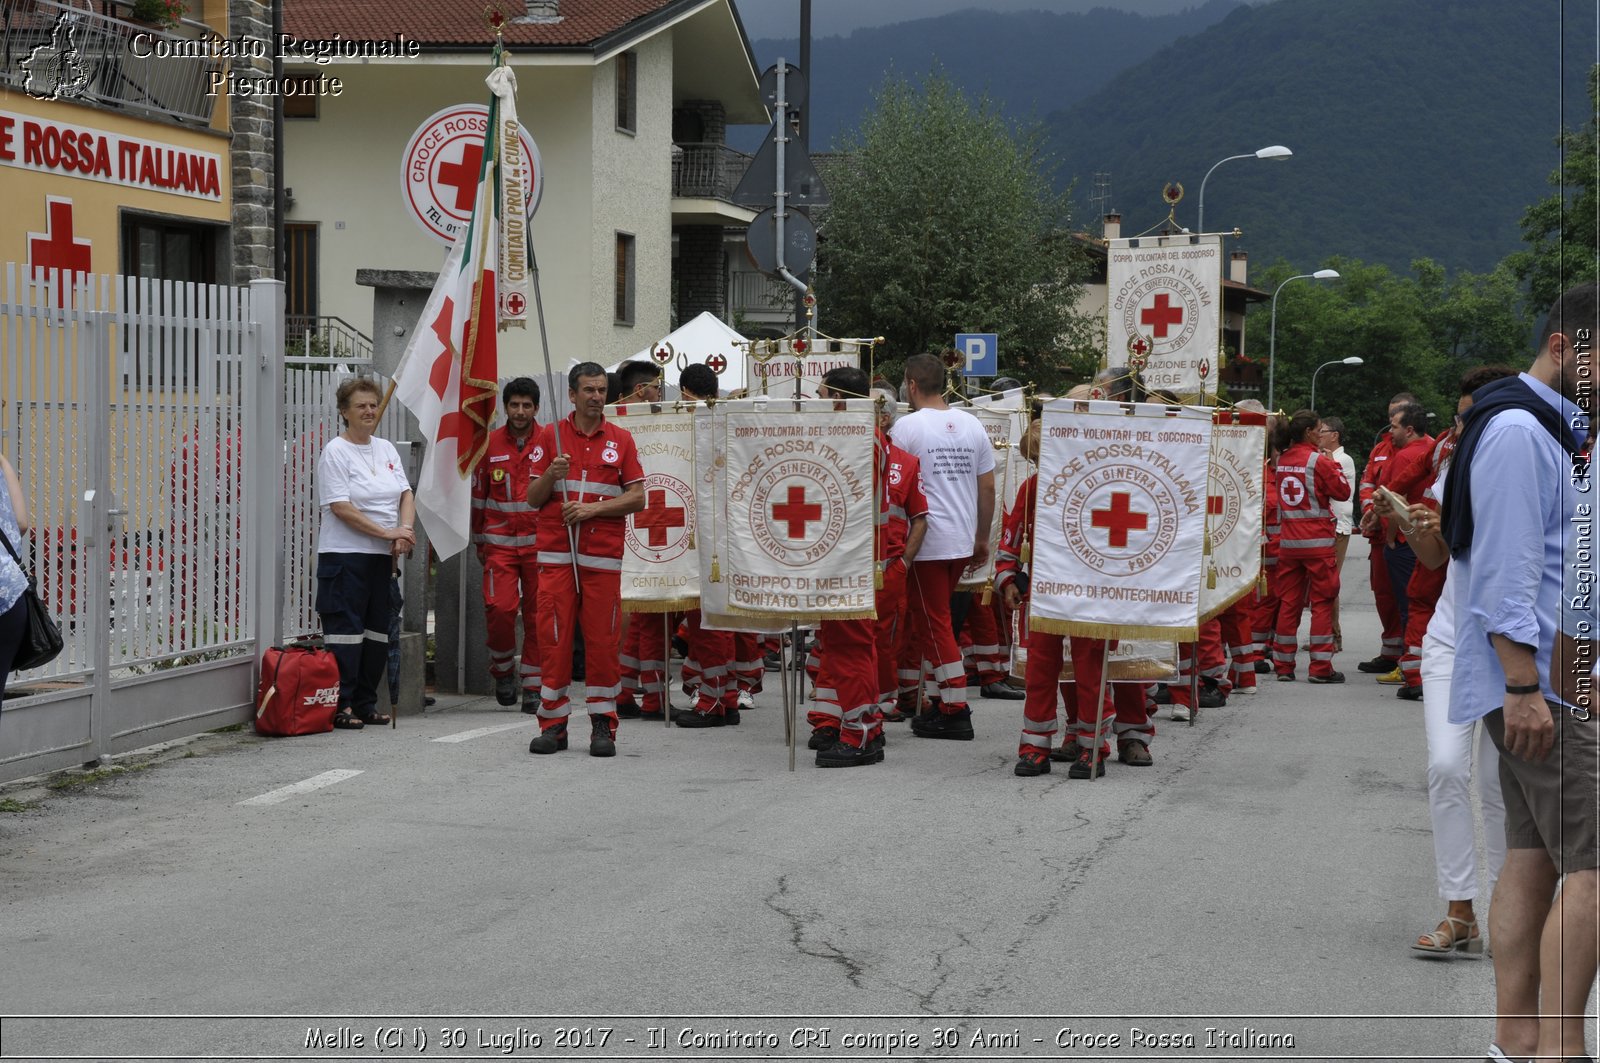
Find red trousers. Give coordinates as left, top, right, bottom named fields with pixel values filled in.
left=1400, top=560, right=1447, bottom=689
left=905, top=557, right=971, bottom=712
left=1019, top=632, right=1152, bottom=757
left=961, top=593, right=1007, bottom=685
left=483, top=547, right=541, bottom=698
left=1251, top=567, right=1280, bottom=668
left=1217, top=601, right=1255, bottom=692
left=535, top=565, right=623, bottom=731
left=732, top=633, right=765, bottom=695
left=807, top=617, right=884, bottom=747
left=1369, top=540, right=1404, bottom=659
left=681, top=610, right=737, bottom=716
left=620, top=612, right=673, bottom=714
left=1274, top=554, right=1339, bottom=678
left=874, top=560, right=908, bottom=711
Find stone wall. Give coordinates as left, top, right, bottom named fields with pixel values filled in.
left=229, top=0, right=275, bottom=284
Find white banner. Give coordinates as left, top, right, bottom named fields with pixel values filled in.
left=1105, top=235, right=1223, bottom=396
left=1030, top=398, right=1212, bottom=640
left=1200, top=414, right=1267, bottom=620
left=744, top=341, right=862, bottom=399
left=693, top=404, right=787, bottom=632
left=721, top=399, right=877, bottom=620
left=489, top=66, right=530, bottom=329
left=957, top=402, right=1018, bottom=590
left=1008, top=608, right=1178, bottom=683
left=612, top=404, right=698, bottom=612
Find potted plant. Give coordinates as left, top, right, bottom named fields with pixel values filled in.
left=128, top=0, right=185, bottom=29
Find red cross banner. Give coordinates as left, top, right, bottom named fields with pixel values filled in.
left=611, top=404, right=698, bottom=612
left=391, top=64, right=507, bottom=560
left=1105, top=235, right=1223, bottom=396
left=487, top=64, right=529, bottom=330
left=1200, top=411, right=1267, bottom=620
left=692, top=403, right=794, bottom=633
left=713, top=398, right=878, bottom=621
left=1029, top=398, right=1213, bottom=640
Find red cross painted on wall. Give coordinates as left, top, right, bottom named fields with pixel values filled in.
left=1091, top=492, right=1149, bottom=548
left=1140, top=293, right=1184, bottom=338
left=436, top=143, right=484, bottom=213
left=28, top=197, right=91, bottom=305
left=635, top=489, right=686, bottom=548
left=771, top=485, right=822, bottom=539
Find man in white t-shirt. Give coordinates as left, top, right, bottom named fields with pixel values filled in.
left=890, top=353, right=995, bottom=740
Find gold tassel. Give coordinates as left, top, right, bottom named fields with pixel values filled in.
left=1207, top=564, right=1217, bottom=590
left=875, top=566, right=884, bottom=590
left=1203, top=531, right=1213, bottom=556
left=710, top=555, right=721, bottom=583
left=1257, top=570, right=1268, bottom=595
left=980, top=581, right=993, bottom=606
left=1020, top=539, right=1032, bottom=566
left=687, top=531, right=696, bottom=550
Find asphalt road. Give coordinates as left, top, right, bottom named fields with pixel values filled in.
left=0, top=571, right=1582, bottom=1062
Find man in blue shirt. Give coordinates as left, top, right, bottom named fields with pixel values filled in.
left=1446, top=280, right=1596, bottom=1063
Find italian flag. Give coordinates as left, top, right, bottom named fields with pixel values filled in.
left=392, top=63, right=514, bottom=560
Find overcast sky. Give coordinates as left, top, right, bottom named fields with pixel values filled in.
left=736, top=0, right=1229, bottom=40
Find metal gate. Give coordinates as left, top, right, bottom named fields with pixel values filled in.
left=0, top=266, right=285, bottom=782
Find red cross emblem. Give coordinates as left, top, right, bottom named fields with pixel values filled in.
left=706, top=354, right=727, bottom=375
left=1090, top=492, right=1149, bottom=548
left=504, top=292, right=526, bottom=315
left=652, top=345, right=673, bottom=365
left=1127, top=334, right=1151, bottom=358
left=771, top=484, right=822, bottom=539
left=28, top=197, right=91, bottom=306
left=1140, top=293, right=1184, bottom=338
left=635, top=489, right=686, bottom=549
left=436, top=143, right=484, bottom=212
left=1208, top=494, right=1226, bottom=516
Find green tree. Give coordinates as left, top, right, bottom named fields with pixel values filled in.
left=815, top=69, right=1095, bottom=391
left=1507, top=64, right=1599, bottom=311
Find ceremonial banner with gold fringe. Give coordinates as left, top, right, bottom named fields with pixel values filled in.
left=611, top=403, right=699, bottom=613
left=693, top=403, right=792, bottom=633
left=1009, top=605, right=1180, bottom=682
left=720, top=398, right=878, bottom=621
left=1200, top=411, right=1267, bottom=621
left=1105, top=234, right=1223, bottom=397
left=957, top=400, right=1019, bottom=591
left=1029, top=398, right=1211, bottom=640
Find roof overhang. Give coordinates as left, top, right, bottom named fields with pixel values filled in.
left=671, top=197, right=757, bottom=226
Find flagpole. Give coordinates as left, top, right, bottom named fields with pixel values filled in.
left=526, top=220, right=582, bottom=598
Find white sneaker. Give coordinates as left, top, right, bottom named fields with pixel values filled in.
left=737, top=690, right=755, bottom=710
left=1170, top=704, right=1191, bottom=722
left=1233, top=685, right=1257, bottom=695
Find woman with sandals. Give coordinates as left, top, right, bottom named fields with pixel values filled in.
left=315, top=377, right=415, bottom=730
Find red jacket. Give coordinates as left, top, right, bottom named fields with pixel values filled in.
left=471, top=425, right=540, bottom=549
left=993, top=474, right=1036, bottom=598
left=1376, top=432, right=1434, bottom=544
left=1262, top=459, right=1282, bottom=568
left=879, top=437, right=928, bottom=564
left=1358, top=429, right=1394, bottom=540
left=528, top=414, right=645, bottom=569
left=1275, top=441, right=1351, bottom=558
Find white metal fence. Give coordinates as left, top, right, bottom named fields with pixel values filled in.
left=0, top=265, right=283, bottom=781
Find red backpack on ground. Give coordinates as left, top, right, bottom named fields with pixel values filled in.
left=255, top=645, right=341, bottom=736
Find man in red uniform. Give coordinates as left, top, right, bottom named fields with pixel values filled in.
left=1273, top=409, right=1353, bottom=682
left=526, top=363, right=645, bottom=757
left=803, top=369, right=925, bottom=765
left=871, top=390, right=928, bottom=723
left=1355, top=391, right=1418, bottom=675
left=1372, top=401, right=1434, bottom=687
left=471, top=378, right=542, bottom=711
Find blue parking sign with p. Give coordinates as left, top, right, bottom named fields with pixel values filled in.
left=954, top=333, right=998, bottom=377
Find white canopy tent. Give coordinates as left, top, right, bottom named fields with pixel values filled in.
left=607, top=311, right=750, bottom=396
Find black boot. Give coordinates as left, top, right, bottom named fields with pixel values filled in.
left=590, top=715, right=616, bottom=757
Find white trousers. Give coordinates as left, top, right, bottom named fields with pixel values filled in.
left=1420, top=629, right=1507, bottom=901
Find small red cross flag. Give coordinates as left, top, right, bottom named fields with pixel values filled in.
left=392, top=56, right=512, bottom=560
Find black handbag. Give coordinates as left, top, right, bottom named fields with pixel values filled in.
left=0, top=523, right=64, bottom=672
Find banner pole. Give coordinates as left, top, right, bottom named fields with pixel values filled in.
left=1091, top=639, right=1110, bottom=782
left=662, top=615, right=672, bottom=728
left=525, top=228, right=582, bottom=598
left=1189, top=648, right=1200, bottom=727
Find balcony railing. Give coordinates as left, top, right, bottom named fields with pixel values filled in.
left=730, top=272, right=794, bottom=316
left=671, top=142, right=751, bottom=201
left=285, top=316, right=373, bottom=365
left=1, top=0, right=222, bottom=126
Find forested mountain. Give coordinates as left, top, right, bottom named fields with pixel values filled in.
left=738, top=0, right=1245, bottom=153
left=1043, top=0, right=1595, bottom=273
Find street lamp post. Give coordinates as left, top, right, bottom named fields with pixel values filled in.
left=1267, top=268, right=1340, bottom=412
left=1310, top=356, right=1364, bottom=411
left=1197, top=144, right=1292, bottom=235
